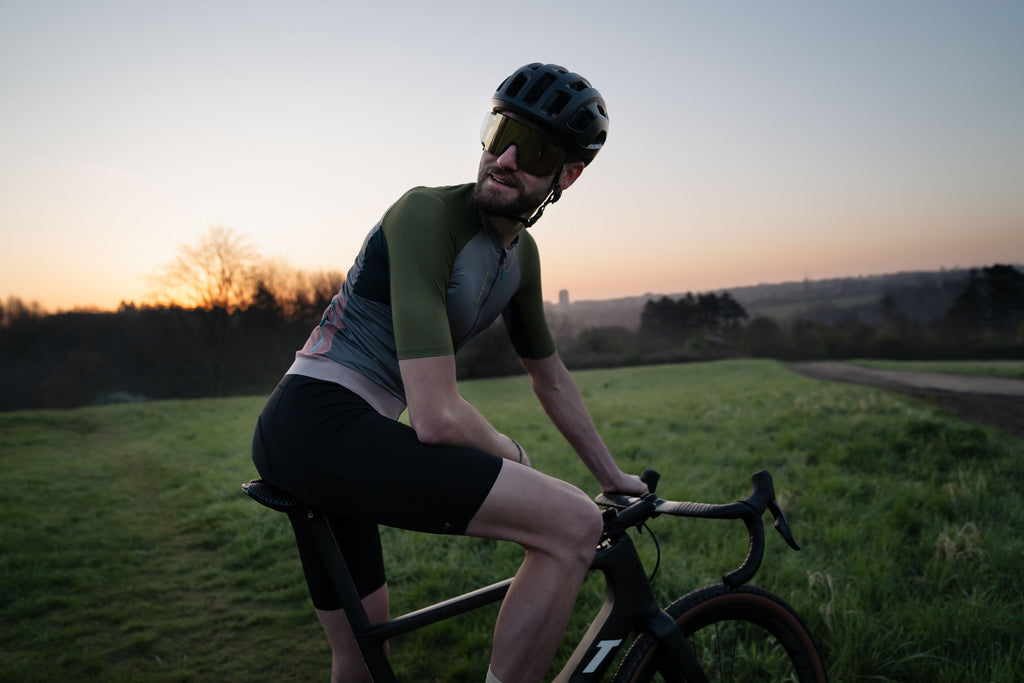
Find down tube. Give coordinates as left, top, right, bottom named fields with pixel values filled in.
left=554, top=535, right=663, bottom=682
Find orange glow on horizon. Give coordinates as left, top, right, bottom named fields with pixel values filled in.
left=2, top=3, right=1022, bottom=314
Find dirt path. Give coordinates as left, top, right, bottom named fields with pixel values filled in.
left=789, top=362, right=1024, bottom=440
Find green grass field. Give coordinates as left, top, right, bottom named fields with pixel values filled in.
left=2, top=359, right=1022, bottom=682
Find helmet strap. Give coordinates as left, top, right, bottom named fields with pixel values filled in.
left=519, top=176, right=563, bottom=228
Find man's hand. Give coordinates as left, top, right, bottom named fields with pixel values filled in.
left=600, top=470, right=648, bottom=496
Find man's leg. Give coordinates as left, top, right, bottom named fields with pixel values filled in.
left=466, top=461, right=604, bottom=683
left=315, top=583, right=389, bottom=683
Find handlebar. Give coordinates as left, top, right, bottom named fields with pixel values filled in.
left=595, top=470, right=800, bottom=588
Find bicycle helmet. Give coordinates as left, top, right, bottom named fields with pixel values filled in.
left=491, top=63, right=609, bottom=165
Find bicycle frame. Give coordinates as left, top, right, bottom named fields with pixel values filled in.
left=292, top=499, right=702, bottom=682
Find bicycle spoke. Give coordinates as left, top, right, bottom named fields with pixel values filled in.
left=613, top=585, right=825, bottom=683
left=689, top=622, right=798, bottom=682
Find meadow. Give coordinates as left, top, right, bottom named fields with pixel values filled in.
left=1, top=359, right=1021, bottom=682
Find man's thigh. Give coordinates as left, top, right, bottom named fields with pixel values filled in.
left=465, top=462, right=598, bottom=548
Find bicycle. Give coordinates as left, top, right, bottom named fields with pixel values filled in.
left=241, top=469, right=827, bottom=682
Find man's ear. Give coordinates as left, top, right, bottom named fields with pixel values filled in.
left=557, top=161, right=586, bottom=190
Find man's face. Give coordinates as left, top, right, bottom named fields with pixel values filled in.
left=473, top=145, right=558, bottom=220
left=473, top=111, right=565, bottom=220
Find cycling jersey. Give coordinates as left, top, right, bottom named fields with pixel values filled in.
left=286, top=183, right=556, bottom=417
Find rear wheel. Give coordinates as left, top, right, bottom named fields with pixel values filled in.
left=613, top=584, right=826, bottom=682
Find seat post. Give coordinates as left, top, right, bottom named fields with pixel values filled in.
left=290, top=506, right=373, bottom=628
left=288, top=505, right=397, bottom=681
left=243, top=479, right=396, bottom=681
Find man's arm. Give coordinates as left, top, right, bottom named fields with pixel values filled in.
left=400, top=354, right=527, bottom=465
left=520, top=352, right=645, bottom=494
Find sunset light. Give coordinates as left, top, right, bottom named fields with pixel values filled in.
left=1, top=1, right=1021, bottom=312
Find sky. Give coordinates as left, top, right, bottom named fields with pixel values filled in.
left=1, top=0, right=1022, bottom=312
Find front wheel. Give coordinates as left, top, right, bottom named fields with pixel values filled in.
left=613, top=584, right=827, bottom=682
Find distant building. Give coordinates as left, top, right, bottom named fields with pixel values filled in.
left=559, top=289, right=570, bottom=307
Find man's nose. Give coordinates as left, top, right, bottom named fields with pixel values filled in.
left=496, top=144, right=518, bottom=170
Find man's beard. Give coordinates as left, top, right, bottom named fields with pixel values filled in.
left=473, top=167, right=552, bottom=220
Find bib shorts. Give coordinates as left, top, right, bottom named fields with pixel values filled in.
left=251, top=374, right=503, bottom=609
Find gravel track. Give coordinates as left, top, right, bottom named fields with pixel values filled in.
left=788, top=362, right=1024, bottom=440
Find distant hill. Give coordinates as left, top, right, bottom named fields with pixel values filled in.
left=544, top=267, right=1016, bottom=333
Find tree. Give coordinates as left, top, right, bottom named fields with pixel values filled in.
left=640, top=292, right=747, bottom=340
left=143, top=227, right=262, bottom=396
left=250, top=258, right=345, bottom=322
left=1, top=296, right=45, bottom=327
left=945, top=264, right=1024, bottom=334
left=715, top=292, right=748, bottom=327
left=148, top=226, right=260, bottom=311
left=741, top=316, right=784, bottom=358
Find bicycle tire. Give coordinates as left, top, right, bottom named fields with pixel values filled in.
left=612, top=584, right=827, bottom=683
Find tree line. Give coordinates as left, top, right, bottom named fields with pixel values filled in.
left=453, top=264, right=1024, bottom=378
left=0, top=293, right=341, bottom=411
left=1, top=225, right=1021, bottom=411
left=1, top=227, right=346, bottom=410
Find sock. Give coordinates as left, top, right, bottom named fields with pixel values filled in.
left=485, top=665, right=505, bottom=683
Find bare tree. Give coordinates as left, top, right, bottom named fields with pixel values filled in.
left=142, top=226, right=262, bottom=396
left=148, top=226, right=260, bottom=312
left=1, top=296, right=46, bottom=327
left=249, top=258, right=345, bottom=320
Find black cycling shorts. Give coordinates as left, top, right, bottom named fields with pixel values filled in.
left=251, top=374, right=503, bottom=609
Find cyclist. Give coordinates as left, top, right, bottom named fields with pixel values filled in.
left=251, top=62, right=647, bottom=683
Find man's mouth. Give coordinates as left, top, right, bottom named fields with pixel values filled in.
left=486, top=170, right=517, bottom=188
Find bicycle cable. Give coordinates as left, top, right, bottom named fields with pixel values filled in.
left=638, top=521, right=662, bottom=584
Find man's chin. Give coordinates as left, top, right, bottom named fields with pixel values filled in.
left=473, top=187, right=528, bottom=219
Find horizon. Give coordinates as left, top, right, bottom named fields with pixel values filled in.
left=7, top=261, right=1016, bottom=316
left=2, top=2, right=1022, bottom=314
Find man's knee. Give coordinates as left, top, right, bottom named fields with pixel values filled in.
left=557, top=490, right=603, bottom=562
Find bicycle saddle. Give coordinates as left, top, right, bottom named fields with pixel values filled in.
left=241, top=479, right=302, bottom=513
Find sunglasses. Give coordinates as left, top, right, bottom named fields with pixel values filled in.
left=480, top=111, right=567, bottom=177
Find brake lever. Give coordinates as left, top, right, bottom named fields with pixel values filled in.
left=641, top=468, right=660, bottom=494
left=766, top=499, right=800, bottom=551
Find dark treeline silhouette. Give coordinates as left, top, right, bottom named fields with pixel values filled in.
left=457, top=265, right=1024, bottom=378
left=2, top=264, right=1022, bottom=411
left=0, top=271, right=344, bottom=411
left=640, top=292, right=748, bottom=338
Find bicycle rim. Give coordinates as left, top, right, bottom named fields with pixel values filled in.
left=613, top=584, right=827, bottom=683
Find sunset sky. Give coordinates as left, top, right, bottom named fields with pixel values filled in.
left=2, top=1, right=1022, bottom=312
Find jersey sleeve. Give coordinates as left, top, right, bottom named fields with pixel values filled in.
left=383, top=188, right=458, bottom=360
left=502, top=232, right=556, bottom=359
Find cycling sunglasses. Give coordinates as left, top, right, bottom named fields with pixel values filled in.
left=479, top=111, right=567, bottom=177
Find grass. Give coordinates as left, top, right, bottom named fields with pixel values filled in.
left=851, top=359, right=1024, bottom=380
left=1, top=359, right=1022, bottom=681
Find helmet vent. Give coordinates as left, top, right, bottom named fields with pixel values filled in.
left=568, top=78, right=591, bottom=92
left=506, top=74, right=529, bottom=98
left=544, top=91, right=571, bottom=116
left=525, top=73, right=556, bottom=106
left=568, top=109, right=595, bottom=132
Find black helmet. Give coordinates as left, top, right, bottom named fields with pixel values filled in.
left=491, top=63, right=609, bottom=165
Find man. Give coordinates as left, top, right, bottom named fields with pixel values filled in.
left=252, top=62, right=646, bottom=683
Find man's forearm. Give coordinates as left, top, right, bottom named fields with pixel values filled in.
left=401, top=354, right=524, bottom=463
left=524, top=354, right=623, bottom=488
